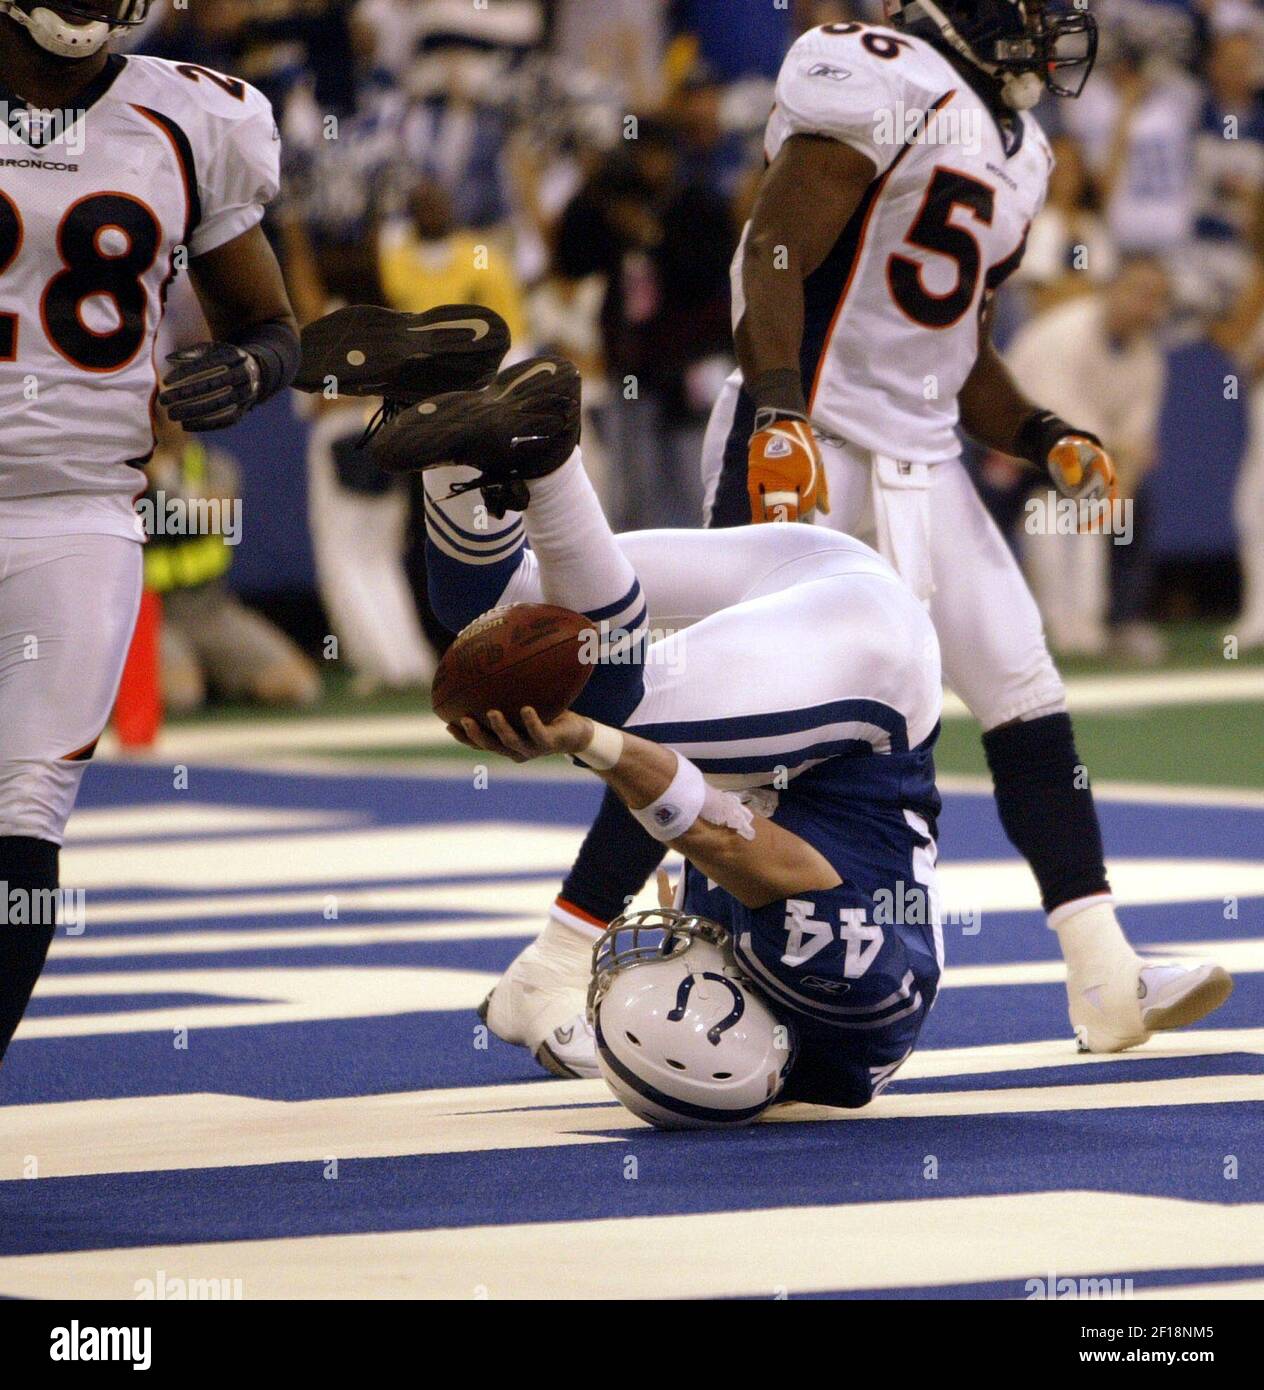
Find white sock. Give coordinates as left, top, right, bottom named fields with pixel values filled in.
left=422, top=464, right=524, bottom=561
left=522, top=449, right=643, bottom=630
left=536, top=911, right=601, bottom=984
left=1049, top=895, right=1139, bottom=983
left=550, top=897, right=608, bottom=943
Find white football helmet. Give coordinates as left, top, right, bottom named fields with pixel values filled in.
left=0, top=1, right=149, bottom=60
left=587, top=909, right=795, bottom=1130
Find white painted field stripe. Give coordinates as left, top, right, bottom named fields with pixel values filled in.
left=773, top=1073, right=1264, bottom=1121
left=76, top=883, right=563, bottom=926
left=942, top=938, right=1264, bottom=988
left=1086, top=781, right=1264, bottom=810
left=941, top=667, right=1264, bottom=717
left=344, top=1026, right=1264, bottom=1101
left=4, top=1068, right=1258, bottom=1180
left=62, top=859, right=684, bottom=927
left=1130, top=1280, right=1264, bottom=1300
left=96, top=712, right=451, bottom=761
left=57, top=842, right=1264, bottom=915
left=936, top=773, right=1264, bottom=811
left=0, top=1194, right=1256, bottom=1300
left=897, top=1027, right=1264, bottom=1078
left=44, top=915, right=1264, bottom=988
left=48, top=917, right=545, bottom=957
left=18, top=965, right=498, bottom=1039
left=61, top=823, right=589, bottom=890
left=66, top=805, right=355, bottom=841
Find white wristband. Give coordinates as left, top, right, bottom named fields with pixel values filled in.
left=631, top=752, right=707, bottom=842
left=570, top=721, right=624, bottom=772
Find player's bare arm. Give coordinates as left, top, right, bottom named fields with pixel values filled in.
left=450, top=708, right=841, bottom=909
left=159, top=226, right=300, bottom=432
left=737, top=135, right=875, bottom=522
left=189, top=225, right=297, bottom=346
left=737, top=135, right=876, bottom=407
left=961, top=304, right=1119, bottom=505
left=958, top=307, right=1041, bottom=457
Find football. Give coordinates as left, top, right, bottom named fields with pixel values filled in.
left=432, top=603, right=597, bottom=729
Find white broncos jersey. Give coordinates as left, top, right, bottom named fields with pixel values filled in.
left=0, top=54, right=279, bottom=539
left=735, top=22, right=1053, bottom=465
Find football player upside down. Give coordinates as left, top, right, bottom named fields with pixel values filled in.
left=296, top=290, right=1232, bottom=1121
left=468, top=0, right=1231, bottom=1075
left=312, top=311, right=947, bottom=1124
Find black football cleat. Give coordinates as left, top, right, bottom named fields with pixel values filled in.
left=370, top=354, right=582, bottom=515
left=293, top=303, right=510, bottom=401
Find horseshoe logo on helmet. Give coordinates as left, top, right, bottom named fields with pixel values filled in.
left=667, top=972, right=745, bottom=1045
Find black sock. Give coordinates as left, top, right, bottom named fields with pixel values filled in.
left=0, top=837, right=60, bottom=1065
left=559, top=785, right=667, bottom=925
left=982, top=713, right=1110, bottom=914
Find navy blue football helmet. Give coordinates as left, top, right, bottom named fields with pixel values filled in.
left=883, top=1, right=1098, bottom=104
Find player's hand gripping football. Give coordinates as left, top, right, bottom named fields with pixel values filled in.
left=748, top=408, right=830, bottom=523
left=447, top=707, right=593, bottom=764
left=158, top=342, right=263, bottom=431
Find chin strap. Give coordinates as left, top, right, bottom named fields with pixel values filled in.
left=1001, top=70, right=1044, bottom=110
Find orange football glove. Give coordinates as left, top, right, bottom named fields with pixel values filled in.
left=747, top=409, right=830, bottom=523
left=1047, top=434, right=1118, bottom=507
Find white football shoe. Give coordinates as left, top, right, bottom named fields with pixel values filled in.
left=480, top=917, right=601, bottom=1078
left=1055, top=900, right=1234, bottom=1053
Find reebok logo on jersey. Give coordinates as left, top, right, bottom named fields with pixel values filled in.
left=805, top=63, right=852, bottom=82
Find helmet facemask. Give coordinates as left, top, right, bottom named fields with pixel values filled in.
left=992, top=2, right=1098, bottom=101
left=886, top=1, right=1098, bottom=108
left=587, top=907, right=731, bottom=1016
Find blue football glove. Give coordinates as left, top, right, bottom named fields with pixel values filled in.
left=158, top=341, right=262, bottom=431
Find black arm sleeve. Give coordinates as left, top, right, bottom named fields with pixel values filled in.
left=229, top=317, right=301, bottom=403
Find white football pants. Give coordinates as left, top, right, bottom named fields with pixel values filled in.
left=702, top=379, right=1066, bottom=732
left=425, top=453, right=943, bottom=790
left=0, top=533, right=142, bottom=842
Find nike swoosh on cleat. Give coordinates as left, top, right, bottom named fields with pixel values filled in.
left=496, top=361, right=558, bottom=399
left=408, top=319, right=490, bottom=339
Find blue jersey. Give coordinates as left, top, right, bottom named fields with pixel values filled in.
left=682, top=753, right=943, bottom=1108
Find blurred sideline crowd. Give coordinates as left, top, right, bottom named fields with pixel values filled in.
left=121, top=0, right=1264, bottom=708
